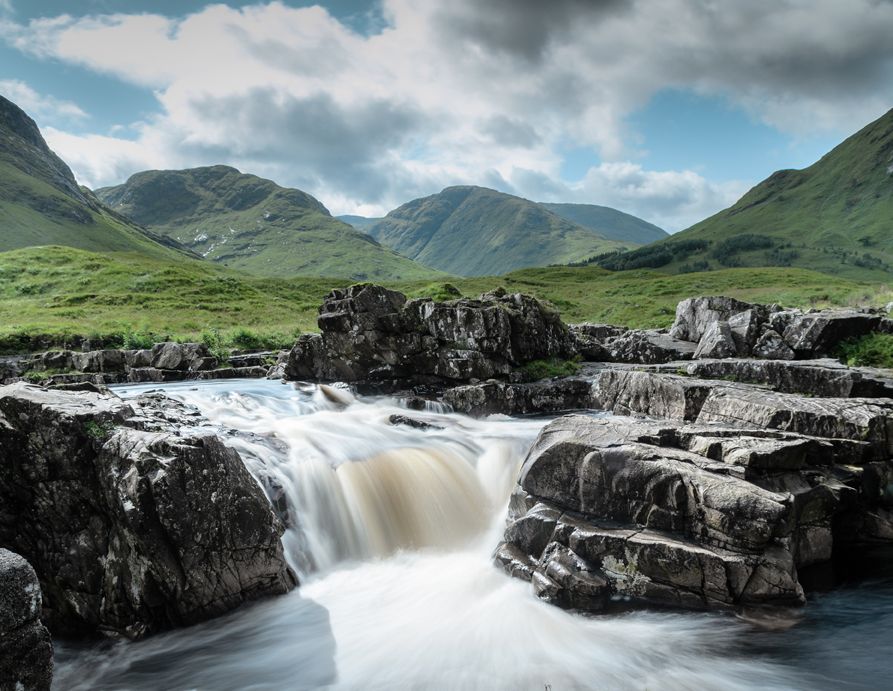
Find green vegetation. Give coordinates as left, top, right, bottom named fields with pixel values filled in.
left=96, top=166, right=441, bottom=281
left=84, top=420, right=116, bottom=441
left=0, top=246, right=332, bottom=353
left=600, top=108, right=893, bottom=280
left=0, top=247, right=888, bottom=354
left=520, top=357, right=582, bottom=380
left=836, top=333, right=893, bottom=369
left=368, top=186, right=631, bottom=276
left=0, top=95, right=189, bottom=261
left=539, top=202, right=667, bottom=245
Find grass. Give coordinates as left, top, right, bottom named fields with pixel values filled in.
left=836, top=334, right=893, bottom=369
left=0, top=245, right=889, bottom=354
left=520, top=357, right=582, bottom=380
left=600, top=109, right=893, bottom=282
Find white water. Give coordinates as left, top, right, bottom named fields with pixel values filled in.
left=53, top=379, right=829, bottom=690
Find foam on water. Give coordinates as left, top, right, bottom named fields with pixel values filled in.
left=53, top=378, right=878, bottom=690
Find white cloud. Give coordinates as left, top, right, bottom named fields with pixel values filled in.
left=2, top=0, right=892, bottom=230
left=0, top=79, right=87, bottom=121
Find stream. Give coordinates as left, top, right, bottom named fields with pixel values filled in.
left=53, top=379, right=893, bottom=690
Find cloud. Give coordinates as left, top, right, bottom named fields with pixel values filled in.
left=0, top=79, right=87, bottom=121
left=2, top=0, right=892, bottom=229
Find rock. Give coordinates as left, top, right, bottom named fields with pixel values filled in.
left=669, top=296, right=757, bottom=342
left=696, top=387, right=893, bottom=459
left=444, top=378, right=593, bottom=417
left=752, top=329, right=796, bottom=360
left=150, top=342, right=217, bottom=371
left=605, top=330, right=698, bottom=364
left=0, top=549, right=53, bottom=690
left=593, top=368, right=733, bottom=421
left=694, top=320, right=738, bottom=359
left=782, top=310, right=882, bottom=356
left=0, top=383, right=296, bottom=639
left=678, top=358, right=893, bottom=398
left=388, top=414, right=444, bottom=431
left=728, top=309, right=764, bottom=355
left=283, top=283, right=576, bottom=385
left=499, top=415, right=807, bottom=611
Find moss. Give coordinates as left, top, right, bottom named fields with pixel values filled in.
left=520, top=357, right=581, bottom=380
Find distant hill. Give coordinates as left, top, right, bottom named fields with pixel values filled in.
left=540, top=203, right=667, bottom=245
left=337, top=214, right=383, bottom=231
left=0, top=94, right=188, bottom=258
left=597, top=108, right=893, bottom=280
left=96, top=167, right=442, bottom=281
left=367, top=186, right=630, bottom=276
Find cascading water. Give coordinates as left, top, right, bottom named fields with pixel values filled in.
left=53, top=379, right=893, bottom=690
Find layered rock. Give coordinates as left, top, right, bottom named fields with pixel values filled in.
left=497, top=409, right=892, bottom=612
left=0, top=549, right=53, bottom=690
left=444, top=378, right=593, bottom=417
left=0, top=382, right=296, bottom=639
left=281, top=284, right=576, bottom=386
left=1, top=343, right=278, bottom=387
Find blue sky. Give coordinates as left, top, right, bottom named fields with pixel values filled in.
left=1, top=0, right=890, bottom=230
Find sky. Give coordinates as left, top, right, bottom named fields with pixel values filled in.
left=1, top=0, right=891, bottom=231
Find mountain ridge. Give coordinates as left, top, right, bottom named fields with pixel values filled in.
left=96, top=166, right=443, bottom=281
left=367, top=185, right=632, bottom=276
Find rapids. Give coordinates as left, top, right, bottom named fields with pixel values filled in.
left=53, top=379, right=893, bottom=690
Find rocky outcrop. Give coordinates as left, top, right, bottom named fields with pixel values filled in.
left=0, top=383, right=296, bottom=639
left=0, top=549, right=53, bottom=690
left=497, top=410, right=893, bottom=613
left=444, top=378, right=593, bottom=417
left=1, top=343, right=278, bottom=387
left=569, top=325, right=696, bottom=364
left=281, top=284, right=576, bottom=386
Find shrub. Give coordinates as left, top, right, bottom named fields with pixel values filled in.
left=520, top=357, right=581, bottom=380
left=836, top=333, right=893, bottom=369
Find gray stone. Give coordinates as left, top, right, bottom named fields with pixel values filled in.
left=0, top=383, right=296, bottom=639
left=694, top=320, right=738, bottom=359
left=752, top=330, right=796, bottom=360
left=0, top=549, right=53, bottom=691
left=669, top=296, right=757, bottom=342
left=444, top=378, right=594, bottom=417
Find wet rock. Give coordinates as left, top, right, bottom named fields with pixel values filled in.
left=0, top=549, right=53, bottom=690
left=0, top=382, right=296, bottom=639
left=444, top=378, right=594, bottom=417
left=498, top=415, right=810, bottom=611
left=387, top=414, right=444, bottom=430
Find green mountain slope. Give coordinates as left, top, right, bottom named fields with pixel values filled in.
left=368, top=186, right=630, bottom=276
left=96, top=166, right=442, bottom=281
left=599, top=108, right=893, bottom=280
left=540, top=203, right=667, bottom=244
left=0, top=94, right=189, bottom=258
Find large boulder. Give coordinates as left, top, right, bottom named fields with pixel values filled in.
left=781, top=310, right=883, bottom=357
left=444, top=378, right=593, bottom=417
left=0, top=383, right=296, bottom=639
left=497, top=416, right=808, bottom=611
left=669, top=296, right=759, bottom=342
left=283, top=284, right=576, bottom=385
left=0, top=549, right=53, bottom=690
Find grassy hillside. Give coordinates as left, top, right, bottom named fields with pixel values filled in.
left=540, top=203, right=667, bottom=245
left=368, top=186, right=630, bottom=276
left=96, top=166, right=441, bottom=281
left=1, top=245, right=883, bottom=352
left=598, top=108, right=893, bottom=280
left=0, top=95, right=189, bottom=260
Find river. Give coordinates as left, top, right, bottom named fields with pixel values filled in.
left=53, top=379, right=893, bottom=690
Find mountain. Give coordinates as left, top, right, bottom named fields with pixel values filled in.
left=96, top=167, right=441, bottom=281
left=337, top=214, right=383, bottom=231
left=598, top=108, right=893, bottom=280
left=367, top=186, right=630, bottom=276
left=540, top=203, right=667, bottom=245
left=0, top=94, right=188, bottom=258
